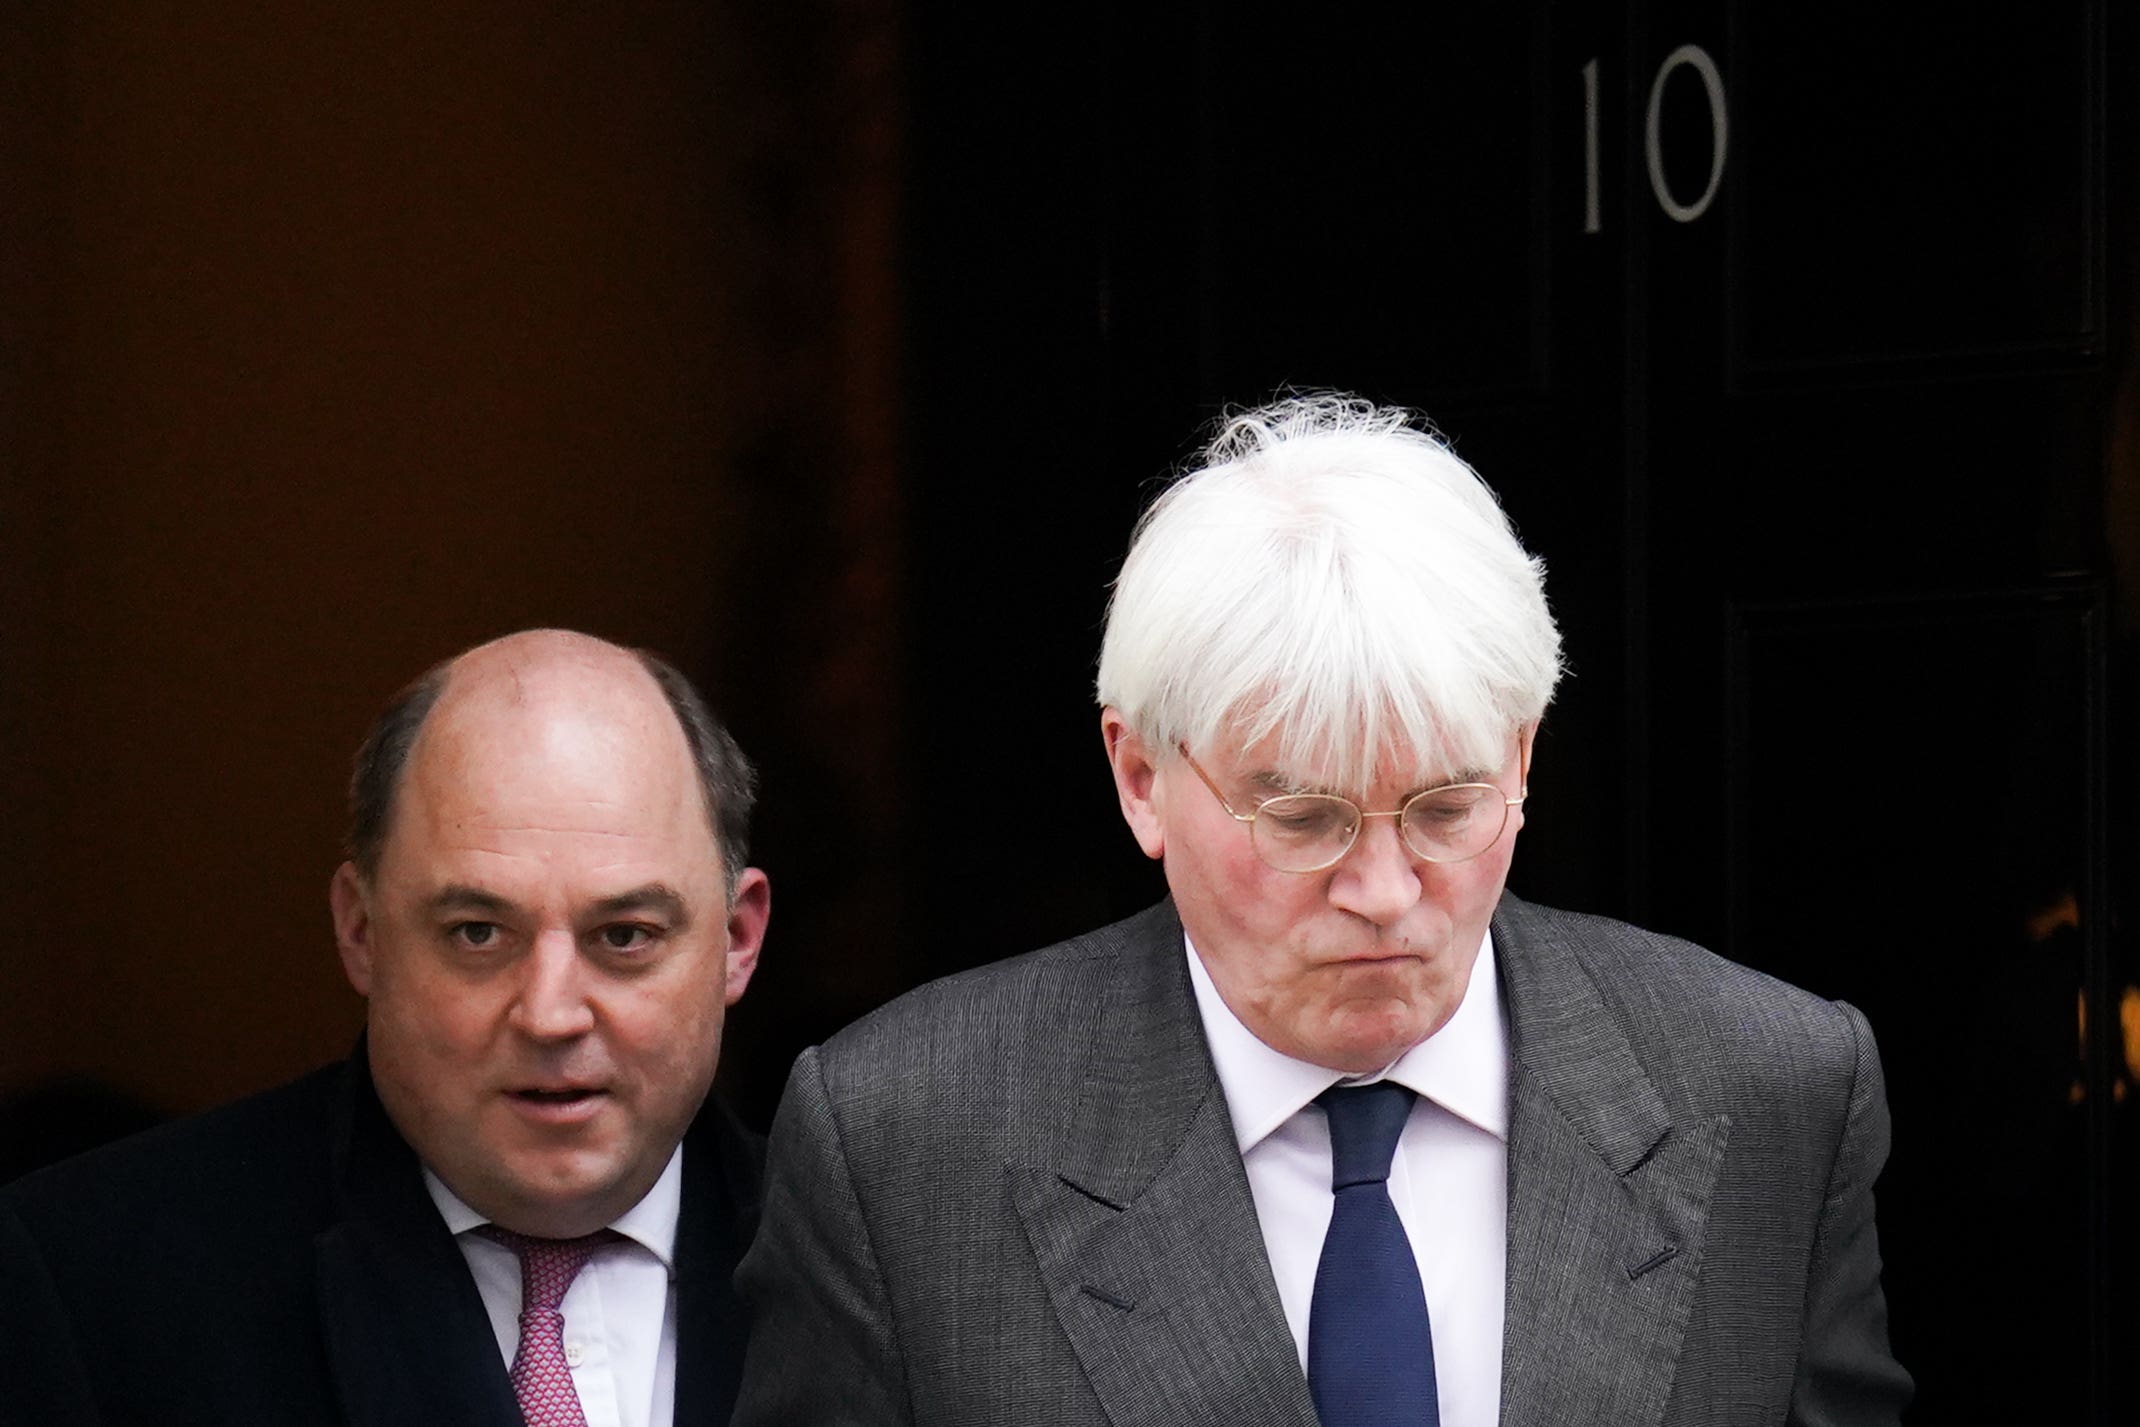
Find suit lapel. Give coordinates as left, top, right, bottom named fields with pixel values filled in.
left=672, top=1102, right=761, bottom=1427
left=1009, top=902, right=1319, bottom=1427
left=315, top=1052, right=523, bottom=1427
left=1002, top=892, right=1726, bottom=1427
left=1493, top=897, right=1725, bottom=1427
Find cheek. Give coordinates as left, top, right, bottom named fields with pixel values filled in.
left=1186, top=829, right=1293, bottom=912
left=368, top=954, right=499, bottom=1065
left=1170, top=830, right=1325, bottom=949
left=608, top=963, right=728, bottom=1073
left=1457, top=842, right=1518, bottom=905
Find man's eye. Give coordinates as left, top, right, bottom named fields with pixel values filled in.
left=598, top=924, right=656, bottom=952
left=1261, top=797, right=1351, bottom=838
left=449, top=922, right=500, bottom=948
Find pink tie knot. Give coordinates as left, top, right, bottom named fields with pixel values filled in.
left=474, top=1225, right=620, bottom=1313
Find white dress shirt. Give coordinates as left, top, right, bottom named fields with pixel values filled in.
left=425, top=1147, right=683, bottom=1427
left=1186, top=933, right=1508, bottom=1427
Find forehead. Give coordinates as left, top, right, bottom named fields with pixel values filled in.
left=381, top=671, right=718, bottom=877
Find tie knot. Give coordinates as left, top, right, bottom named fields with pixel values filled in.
left=473, top=1225, right=621, bottom=1314
left=1318, top=1081, right=1416, bottom=1190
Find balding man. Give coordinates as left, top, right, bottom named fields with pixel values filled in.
left=0, top=630, right=770, bottom=1427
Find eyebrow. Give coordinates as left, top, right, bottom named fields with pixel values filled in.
left=422, top=883, right=692, bottom=925
left=426, top=885, right=516, bottom=918
left=1246, top=767, right=1497, bottom=799
left=587, top=884, right=691, bottom=925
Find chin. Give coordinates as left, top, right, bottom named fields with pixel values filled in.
left=1318, top=1011, right=1434, bottom=1071
left=507, top=1177, right=622, bottom=1231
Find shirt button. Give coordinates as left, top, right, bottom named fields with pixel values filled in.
left=565, top=1342, right=586, bottom=1368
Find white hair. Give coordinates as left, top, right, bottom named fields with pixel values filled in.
left=1095, top=393, right=1563, bottom=791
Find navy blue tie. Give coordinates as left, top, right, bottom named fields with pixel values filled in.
left=1308, top=1082, right=1439, bottom=1427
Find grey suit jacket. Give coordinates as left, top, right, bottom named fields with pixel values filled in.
left=733, top=896, right=1909, bottom=1425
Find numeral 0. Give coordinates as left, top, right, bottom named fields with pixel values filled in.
left=1583, top=43, right=1730, bottom=232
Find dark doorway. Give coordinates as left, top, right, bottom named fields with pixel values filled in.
left=897, top=1, right=2136, bottom=1419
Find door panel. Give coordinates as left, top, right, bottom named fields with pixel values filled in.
left=904, top=0, right=2134, bottom=1415
left=1727, top=588, right=2110, bottom=1425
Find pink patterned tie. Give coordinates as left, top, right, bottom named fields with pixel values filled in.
left=474, top=1225, right=620, bottom=1427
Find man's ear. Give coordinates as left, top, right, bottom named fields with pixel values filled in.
left=720, top=866, right=771, bottom=1007
left=1101, top=707, right=1166, bottom=861
left=329, top=862, right=376, bottom=997
left=1517, top=720, right=1538, bottom=796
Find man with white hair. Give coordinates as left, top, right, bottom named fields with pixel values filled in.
left=734, top=395, right=1910, bottom=1426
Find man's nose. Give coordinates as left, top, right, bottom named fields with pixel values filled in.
left=1326, top=814, right=1422, bottom=924
left=510, top=930, right=597, bottom=1040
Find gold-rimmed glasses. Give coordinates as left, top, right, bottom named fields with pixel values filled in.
left=1178, top=745, right=1527, bottom=874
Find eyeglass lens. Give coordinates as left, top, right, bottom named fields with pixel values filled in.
left=1250, top=786, right=1508, bottom=871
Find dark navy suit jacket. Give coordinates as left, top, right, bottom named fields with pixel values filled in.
left=0, top=1048, right=759, bottom=1427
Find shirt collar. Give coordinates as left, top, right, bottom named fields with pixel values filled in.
left=1185, top=927, right=1510, bottom=1154
left=423, top=1143, right=685, bottom=1271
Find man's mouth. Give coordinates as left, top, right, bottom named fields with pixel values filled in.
left=502, top=1084, right=610, bottom=1126
left=1327, top=946, right=1422, bottom=964
left=506, top=1086, right=608, bottom=1112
